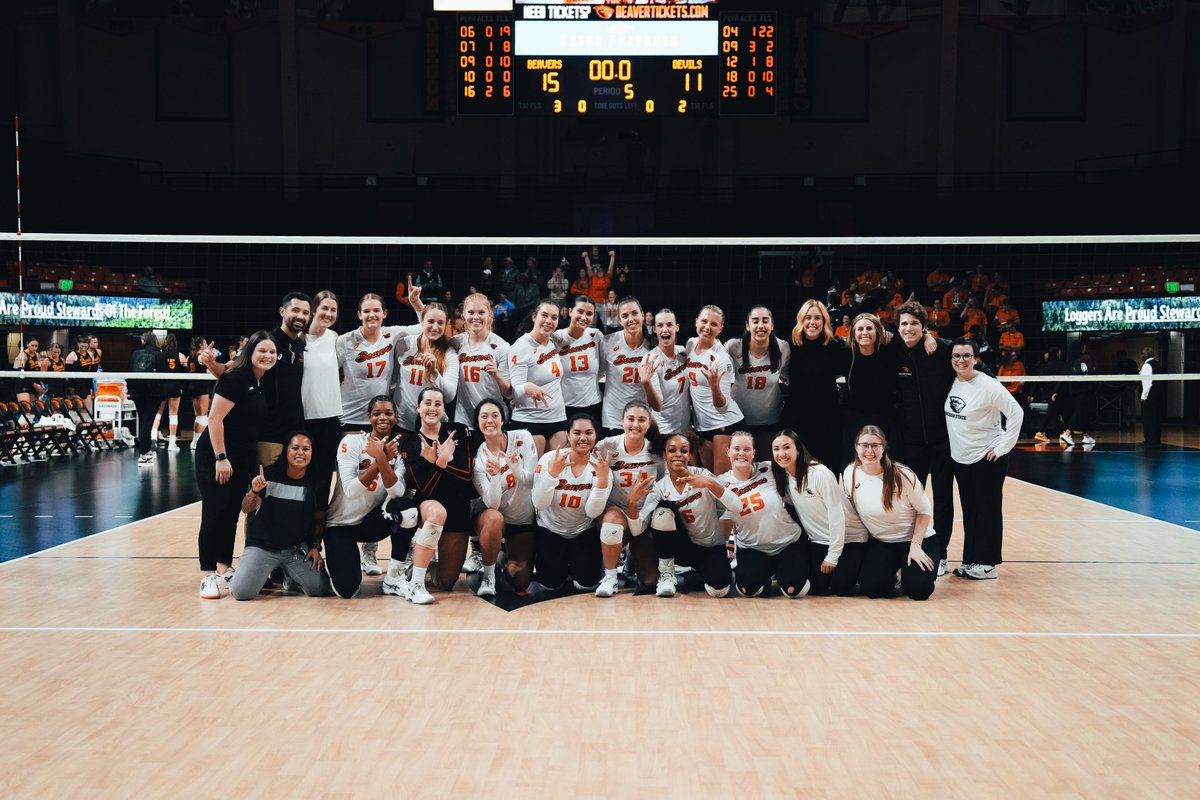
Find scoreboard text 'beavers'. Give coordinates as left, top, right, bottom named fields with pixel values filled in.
left=443, top=1, right=779, bottom=116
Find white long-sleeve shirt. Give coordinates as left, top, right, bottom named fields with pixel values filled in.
left=472, top=430, right=538, bottom=526
left=326, top=432, right=407, bottom=527
left=784, top=465, right=868, bottom=565
left=686, top=340, right=744, bottom=432
left=451, top=332, right=511, bottom=427
left=718, top=462, right=801, bottom=555
left=841, top=463, right=935, bottom=545
left=654, top=467, right=742, bottom=548
left=944, top=372, right=1023, bottom=464
left=392, top=335, right=460, bottom=431
left=336, top=324, right=421, bottom=425
left=645, top=345, right=691, bottom=435
left=531, top=452, right=612, bottom=538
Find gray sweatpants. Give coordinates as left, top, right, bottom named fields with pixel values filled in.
left=229, top=545, right=333, bottom=600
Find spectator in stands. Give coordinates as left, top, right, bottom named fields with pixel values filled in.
left=614, top=262, right=634, bottom=296
left=602, top=290, right=621, bottom=332
left=499, top=256, right=520, bottom=296
left=130, top=331, right=169, bottom=466
left=1139, top=347, right=1165, bottom=446
left=969, top=264, right=991, bottom=297
left=547, top=262, right=570, bottom=305
left=834, top=314, right=851, bottom=341
left=583, top=248, right=615, bottom=304
left=569, top=266, right=591, bottom=300
left=967, top=325, right=996, bottom=371
left=11, top=338, right=44, bottom=404
left=985, top=273, right=1010, bottom=311
left=927, top=263, right=951, bottom=297
left=996, top=350, right=1027, bottom=424
left=413, top=260, right=443, bottom=294
left=511, top=270, right=542, bottom=322
left=794, top=255, right=821, bottom=303
left=960, top=296, right=987, bottom=337
left=523, top=256, right=541, bottom=287
left=136, top=266, right=164, bottom=295
left=994, top=299, right=1020, bottom=328
left=998, top=321, right=1024, bottom=356
left=478, top=256, right=498, bottom=299
left=941, top=280, right=967, bottom=312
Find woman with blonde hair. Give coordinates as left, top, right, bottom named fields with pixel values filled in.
left=393, top=302, right=460, bottom=433
left=787, top=299, right=849, bottom=468
left=451, top=292, right=512, bottom=428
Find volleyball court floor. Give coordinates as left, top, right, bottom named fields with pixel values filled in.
left=1, top=431, right=1198, bottom=797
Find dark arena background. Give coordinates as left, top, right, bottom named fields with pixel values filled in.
left=1, top=2, right=1199, bottom=798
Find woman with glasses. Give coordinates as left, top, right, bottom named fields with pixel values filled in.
left=945, top=337, right=1023, bottom=581
left=843, top=425, right=937, bottom=601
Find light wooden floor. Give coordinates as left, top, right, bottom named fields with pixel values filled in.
left=2, top=479, right=1199, bottom=798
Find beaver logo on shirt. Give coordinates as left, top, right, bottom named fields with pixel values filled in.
left=948, top=396, right=966, bottom=414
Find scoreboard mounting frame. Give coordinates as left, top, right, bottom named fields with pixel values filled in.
left=453, top=3, right=779, bottom=117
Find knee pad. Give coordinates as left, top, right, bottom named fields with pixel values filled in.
left=194, top=415, right=208, bottom=427
left=704, top=583, right=730, bottom=598
left=383, top=499, right=419, bottom=528
left=650, top=507, right=677, bottom=532
left=783, top=579, right=812, bottom=599
left=414, top=521, right=444, bottom=550
left=599, top=523, right=624, bottom=546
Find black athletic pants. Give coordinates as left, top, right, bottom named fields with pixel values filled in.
left=325, top=501, right=417, bottom=599
left=805, top=540, right=865, bottom=596
left=195, top=439, right=255, bottom=571
left=859, top=535, right=938, bottom=601
left=534, top=527, right=601, bottom=590
left=303, top=415, right=343, bottom=485
left=734, top=539, right=809, bottom=598
left=898, top=437, right=955, bottom=561
left=652, top=527, right=732, bottom=591
left=952, top=455, right=1007, bottom=567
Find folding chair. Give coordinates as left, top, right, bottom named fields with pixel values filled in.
left=33, top=399, right=75, bottom=456
left=50, top=398, right=89, bottom=454
left=7, top=401, right=46, bottom=461
left=68, top=396, right=114, bottom=451
left=18, top=400, right=60, bottom=458
left=0, top=403, right=25, bottom=465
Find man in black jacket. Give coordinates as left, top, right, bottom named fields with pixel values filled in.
left=894, top=303, right=957, bottom=577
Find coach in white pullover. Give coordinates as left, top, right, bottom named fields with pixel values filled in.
left=944, top=337, right=1023, bottom=581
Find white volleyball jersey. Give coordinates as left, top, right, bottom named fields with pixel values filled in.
left=326, top=431, right=407, bottom=527
left=655, top=467, right=742, bottom=548
left=785, top=464, right=868, bottom=565
left=718, top=462, right=801, bottom=556
left=595, top=434, right=662, bottom=516
left=551, top=327, right=603, bottom=408
left=508, top=334, right=566, bottom=424
left=392, top=335, right=460, bottom=431
left=451, top=332, right=511, bottom=427
left=531, top=452, right=612, bottom=538
left=841, top=463, right=936, bottom=545
left=599, top=330, right=654, bottom=429
left=336, top=324, right=420, bottom=425
left=685, top=340, right=744, bottom=432
left=646, top=345, right=691, bottom=435
left=724, top=337, right=790, bottom=427
left=472, top=429, right=538, bottom=525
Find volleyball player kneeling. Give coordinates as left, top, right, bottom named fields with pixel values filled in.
left=472, top=399, right=539, bottom=597
left=324, top=396, right=419, bottom=600
left=229, top=431, right=333, bottom=600
left=530, top=414, right=612, bottom=593
left=843, top=425, right=937, bottom=601
left=636, top=434, right=740, bottom=598
left=771, top=430, right=868, bottom=596
left=594, top=400, right=663, bottom=597
left=719, top=431, right=810, bottom=598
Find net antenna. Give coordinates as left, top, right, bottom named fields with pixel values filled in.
left=13, top=115, right=23, bottom=350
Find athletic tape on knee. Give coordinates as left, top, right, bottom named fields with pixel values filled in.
left=414, top=521, right=444, bottom=550
left=194, top=415, right=208, bottom=427
left=599, top=523, right=625, bottom=546
left=168, top=415, right=179, bottom=425
left=705, top=583, right=730, bottom=598
left=650, top=507, right=676, bottom=532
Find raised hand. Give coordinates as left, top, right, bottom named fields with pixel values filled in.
left=684, top=472, right=722, bottom=494
left=250, top=464, right=267, bottom=493
left=547, top=447, right=569, bottom=478
left=485, top=454, right=502, bottom=476
left=436, top=432, right=457, bottom=464
left=419, top=435, right=438, bottom=464
left=525, top=384, right=549, bottom=408
left=627, top=473, right=654, bottom=506
left=383, top=434, right=400, bottom=461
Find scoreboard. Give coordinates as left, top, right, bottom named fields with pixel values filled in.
left=443, top=1, right=782, bottom=117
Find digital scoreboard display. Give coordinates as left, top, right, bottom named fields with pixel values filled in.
left=448, top=1, right=780, bottom=116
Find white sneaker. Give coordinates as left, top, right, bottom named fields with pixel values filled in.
left=382, top=572, right=409, bottom=597
left=953, top=563, right=973, bottom=577
left=937, top=558, right=948, bottom=577
left=595, top=573, right=619, bottom=598
left=1059, top=430, right=1076, bottom=446
left=476, top=571, right=497, bottom=598
left=1082, top=434, right=1096, bottom=445
left=407, top=580, right=435, bottom=605
left=137, top=451, right=155, bottom=465
left=655, top=570, right=677, bottom=598
left=199, top=573, right=221, bottom=599
left=168, top=435, right=177, bottom=449
left=463, top=551, right=485, bottom=575
left=360, top=542, right=382, bottom=576
left=962, top=563, right=998, bottom=580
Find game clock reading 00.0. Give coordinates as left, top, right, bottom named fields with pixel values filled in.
left=453, top=8, right=778, bottom=117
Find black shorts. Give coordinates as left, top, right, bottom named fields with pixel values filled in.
left=696, top=421, right=748, bottom=442
left=416, top=495, right=472, bottom=532
left=515, top=419, right=567, bottom=441
left=161, top=381, right=183, bottom=399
